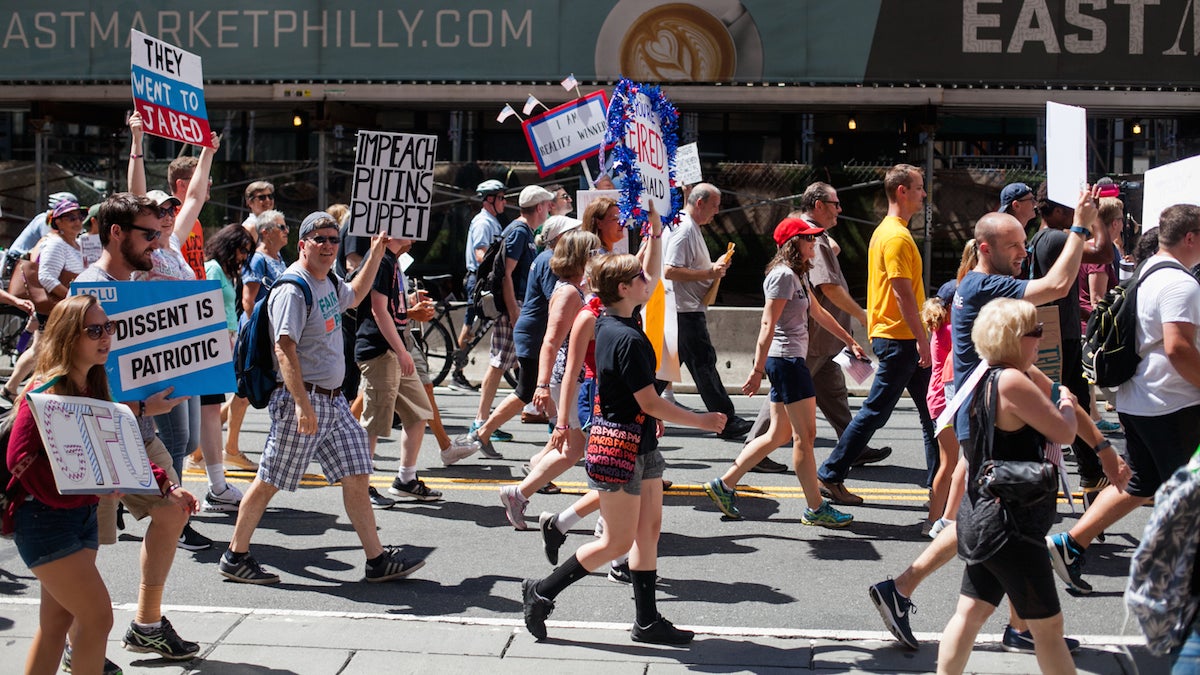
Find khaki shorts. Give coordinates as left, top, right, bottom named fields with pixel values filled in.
left=98, top=436, right=179, bottom=546
left=358, top=351, right=434, bottom=438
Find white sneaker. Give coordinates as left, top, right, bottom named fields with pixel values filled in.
left=441, top=437, right=480, bottom=466
left=499, top=485, right=529, bottom=530
left=204, top=484, right=243, bottom=512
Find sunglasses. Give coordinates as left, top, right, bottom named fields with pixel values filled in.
left=83, top=321, right=117, bottom=339
left=126, top=223, right=163, bottom=242
left=252, top=193, right=275, bottom=202
left=796, top=234, right=818, bottom=242
left=1023, top=322, right=1045, bottom=338
left=624, top=269, right=648, bottom=285
left=157, top=204, right=178, bottom=218
left=306, top=235, right=340, bottom=246
left=821, top=200, right=841, bottom=208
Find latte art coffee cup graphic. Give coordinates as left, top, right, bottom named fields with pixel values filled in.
left=619, top=4, right=736, bottom=81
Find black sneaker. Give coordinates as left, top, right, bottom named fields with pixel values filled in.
left=368, top=486, right=396, bottom=509
left=177, top=524, right=212, bottom=551
left=717, top=417, right=753, bottom=441
left=388, top=477, right=443, bottom=501
left=219, top=552, right=281, bottom=584
left=122, top=615, right=199, bottom=660
left=631, top=614, right=695, bottom=645
left=869, top=578, right=919, bottom=650
left=522, top=578, right=555, bottom=641
left=62, top=644, right=123, bottom=674
left=748, top=456, right=788, bottom=474
left=449, top=371, right=479, bottom=392
left=850, top=445, right=893, bottom=467
left=607, top=561, right=632, bottom=584
left=365, top=546, right=425, bottom=583
left=1001, top=623, right=1081, bottom=654
left=539, top=512, right=568, bottom=565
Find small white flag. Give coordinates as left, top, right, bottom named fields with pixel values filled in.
left=523, top=95, right=541, bottom=116
left=497, top=104, right=517, bottom=123
left=560, top=73, right=579, bottom=91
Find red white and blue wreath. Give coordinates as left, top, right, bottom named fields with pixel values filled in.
left=602, top=78, right=684, bottom=236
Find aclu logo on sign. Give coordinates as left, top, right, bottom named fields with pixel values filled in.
left=74, top=286, right=119, bottom=303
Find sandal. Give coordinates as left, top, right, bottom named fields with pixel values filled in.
left=536, top=482, right=561, bottom=495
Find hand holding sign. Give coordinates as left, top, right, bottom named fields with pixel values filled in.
left=130, top=29, right=212, bottom=148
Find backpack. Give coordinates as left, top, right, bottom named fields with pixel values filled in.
left=1125, top=457, right=1200, bottom=655
left=235, top=272, right=311, bottom=408
left=471, top=224, right=522, bottom=318
left=1082, top=259, right=1192, bottom=388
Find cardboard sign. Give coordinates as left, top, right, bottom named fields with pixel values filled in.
left=130, top=29, right=212, bottom=148
left=621, top=91, right=673, bottom=217
left=675, top=143, right=703, bottom=186
left=1142, top=154, right=1200, bottom=233
left=1045, top=102, right=1087, bottom=208
left=1034, top=305, right=1063, bottom=383
left=26, top=394, right=158, bottom=495
left=349, top=130, right=437, bottom=240
left=71, top=280, right=234, bottom=400
left=521, top=91, right=610, bottom=177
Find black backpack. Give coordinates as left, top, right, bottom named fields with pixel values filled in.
left=471, top=222, right=526, bottom=318
left=1083, top=259, right=1193, bottom=387
left=235, top=272, right=311, bottom=408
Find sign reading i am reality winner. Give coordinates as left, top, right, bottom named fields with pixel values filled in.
left=71, top=281, right=233, bottom=401
left=129, top=29, right=212, bottom=148
left=521, top=91, right=610, bottom=177
left=349, top=130, right=437, bottom=241
left=25, top=394, right=158, bottom=496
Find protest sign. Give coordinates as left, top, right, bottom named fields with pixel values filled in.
left=675, top=143, right=703, bottom=186
left=130, top=29, right=212, bottom=148
left=1046, top=102, right=1087, bottom=207
left=26, top=394, right=158, bottom=495
left=1034, top=305, right=1063, bottom=383
left=349, top=130, right=437, bottom=240
left=521, top=91, right=610, bottom=177
left=71, top=280, right=234, bottom=401
left=1142, top=154, right=1200, bottom=232
left=603, top=79, right=682, bottom=234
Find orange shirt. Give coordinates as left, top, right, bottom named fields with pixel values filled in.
left=180, top=220, right=205, bottom=280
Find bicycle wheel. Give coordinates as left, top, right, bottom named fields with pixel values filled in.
left=411, top=319, right=454, bottom=386
left=0, top=305, right=26, bottom=367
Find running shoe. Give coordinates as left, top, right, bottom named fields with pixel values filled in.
left=869, top=578, right=919, bottom=650
left=1046, top=533, right=1093, bottom=594
left=467, top=428, right=503, bottom=460
left=470, top=420, right=512, bottom=443
left=368, top=486, right=396, bottom=509
left=389, top=477, right=442, bottom=501
left=631, top=614, right=694, bottom=645
left=522, top=578, right=555, bottom=640
left=702, top=478, right=742, bottom=519
left=1001, top=624, right=1081, bottom=654
left=499, top=485, right=529, bottom=530
left=1095, top=419, right=1121, bottom=433
left=122, top=615, right=199, bottom=660
left=177, top=524, right=212, bottom=551
left=441, top=437, right=480, bottom=465
left=62, top=644, right=123, bottom=674
left=539, top=512, right=567, bottom=565
left=365, top=546, right=425, bottom=582
left=801, top=500, right=853, bottom=528
left=219, top=552, right=280, bottom=584
left=203, top=484, right=243, bottom=512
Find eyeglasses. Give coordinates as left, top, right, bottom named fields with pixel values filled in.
left=624, top=269, right=648, bottom=285
left=557, top=193, right=571, bottom=201
left=306, top=235, right=340, bottom=246
left=821, top=200, right=841, bottom=208
left=83, top=321, right=117, bottom=339
left=1023, top=322, right=1044, bottom=338
left=157, top=204, right=178, bottom=218
left=252, top=193, right=275, bottom=202
left=57, top=212, right=84, bottom=223
left=125, top=223, right=163, bottom=242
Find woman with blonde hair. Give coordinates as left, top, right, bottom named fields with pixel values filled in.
left=5, top=295, right=195, bottom=675
left=937, top=297, right=1078, bottom=675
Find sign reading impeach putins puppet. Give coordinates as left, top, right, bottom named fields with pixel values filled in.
left=348, top=130, right=438, bottom=241
left=25, top=394, right=158, bottom=495
left=129, top=29, right=213, bottom=148
left=522, top=91, right=611, bottom=177
left=71, top=281, right=234, bottom=401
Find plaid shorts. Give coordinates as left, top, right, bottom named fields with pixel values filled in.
left=489, top=312, right=517, bottom=371
left=259, top=387, right=373, bottom=491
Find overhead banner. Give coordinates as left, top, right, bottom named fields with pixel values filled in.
left=521, top=90, right=609, bottom=177
left=26, top=394, right=158, bottom=495
left=349, top=130, right=437, bottom=240
left=71, top=280, right=234, bottom=400
left=129, top=29, right=212, bottom=147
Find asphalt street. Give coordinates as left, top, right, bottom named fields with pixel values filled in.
left=0, top=385, right=1155, bottom=652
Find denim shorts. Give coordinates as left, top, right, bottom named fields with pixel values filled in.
left=765, top=356, right=816, bottom=404
left=13, top=500, right=99, bottom=569
left=588, top=449, right=665, bottom=496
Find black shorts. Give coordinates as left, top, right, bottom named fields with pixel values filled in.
left=960, top=535, right=1060, bottom=620
left=1119, top=405, right=1200, bottom=498
left=512, top=356, right=540, bottom=403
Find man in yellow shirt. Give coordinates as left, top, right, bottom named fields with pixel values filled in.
left=817, top=164, right=935, bottom=506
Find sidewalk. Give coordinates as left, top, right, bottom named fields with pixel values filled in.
left=0, top=599, right=1166, bottom=674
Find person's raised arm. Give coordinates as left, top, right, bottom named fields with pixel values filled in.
left=127, top=112, right=147, bottom=195
left=173, top=133, right=220, bottom=242
left=348, top=235, right=388, bottom=306
left=637, top=201, right=665, bottom=287
left=1024, top=188, right=1096, bottom=305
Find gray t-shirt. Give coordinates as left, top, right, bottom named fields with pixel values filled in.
left=764, top=265, right=811, bottom=359
left=664, top=213, right=713, bottom=313
left=74, top=264, right=157, bottom=443
left=269, top=263, right=355, bottom=390
left=806, top=229, right=853, bottom=358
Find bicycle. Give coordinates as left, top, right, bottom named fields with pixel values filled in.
left=409, top=273, right=518, bottom=388
left=0, top=250, right=31, bottom=367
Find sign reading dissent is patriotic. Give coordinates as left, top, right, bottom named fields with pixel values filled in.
left=130, top=29, right=213, bottom=147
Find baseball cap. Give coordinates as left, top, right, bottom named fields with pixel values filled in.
left=772, top=217, right=825, bottom=247
left=540, top=216, right=583, bottom=247
left=83, top=203, right=102, bottom=227
left=145, top=190, right=182, bottom=209
left=299, top=211, right=338, bottom=239
left=999, top=183, right=1032, bottom=213
left=50, top=200, right=87, bottom=222
left=518, top=185, right=555, bottom=208
left=936, top=279, right=958, bottom=307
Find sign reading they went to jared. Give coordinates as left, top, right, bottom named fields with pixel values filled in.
left=71, top=280, right=234, bottom=401
left=349, top=130, right=437, bottom=241
left=129, top=29, right=212, bottom=147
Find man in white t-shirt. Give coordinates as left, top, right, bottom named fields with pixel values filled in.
left=1047, top=203, right=1200, bottom=594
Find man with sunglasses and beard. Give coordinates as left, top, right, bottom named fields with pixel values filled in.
left=70, top=192, right=202, bottom=661
left=217, top=211, right=426, bottom=585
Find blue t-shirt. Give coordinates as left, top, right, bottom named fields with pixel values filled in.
left=951, top=270, right=1028, bottom=438
left=503, top=220, right=537, bottom=304
left=244, top=251, right=288, bottom=305
left=512, top=249, right=559, bottom=359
